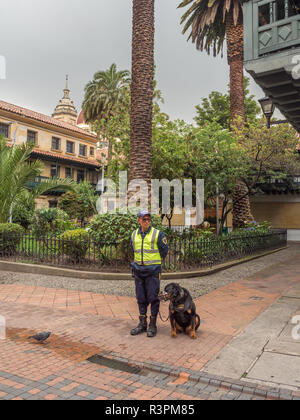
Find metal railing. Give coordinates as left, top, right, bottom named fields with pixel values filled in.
left=27, top=176, right=97, bottom=191
left=0, top=230, right=287, bottom=272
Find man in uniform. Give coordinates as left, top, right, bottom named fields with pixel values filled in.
left=130, top=210, right=168, bottom=337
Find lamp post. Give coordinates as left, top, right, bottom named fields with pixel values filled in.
left=101, top=156, right=106, bottom=195
left=259, top=96, right=275, bottom=128
left=7, top=122, right=18, bottom=223
left=258, top=96, right=288, bottom=128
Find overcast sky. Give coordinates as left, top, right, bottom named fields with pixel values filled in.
left=0, top=0, right=270, bottom=124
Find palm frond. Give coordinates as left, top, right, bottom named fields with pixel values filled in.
left=178, top=0, right=243, bottom=56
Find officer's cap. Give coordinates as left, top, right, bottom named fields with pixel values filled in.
left=137, top=209, right=151, bottom=218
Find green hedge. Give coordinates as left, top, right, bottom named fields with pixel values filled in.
left=60, top=229, right=89, bottom=262
left=0, top=223, right=24, bottom=253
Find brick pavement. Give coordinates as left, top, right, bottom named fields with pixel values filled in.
left=1, top=255, right=300, bottom=400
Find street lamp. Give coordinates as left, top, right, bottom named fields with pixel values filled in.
left=259, top=97, right=275, bottom=128
left=258, top=96, right=288, bottom=128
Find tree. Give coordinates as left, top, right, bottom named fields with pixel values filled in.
left=0, top=137, right=74, bottom=223
left=179, top=0, right=247, bottom=123
left=230, top=121, right=300, bottom=228
left=82, top=63, right=130, bottom=173
left=58, top=181, right=97, bottom=226
left=194, top=78, right=260, bottom=128
left=178, top=0, right=252, bottom=227
left=12, top=190, right=35, bottom=229
left=129, top=0, right=155, bottom=203
left=236, top=121, right=300, bottom=190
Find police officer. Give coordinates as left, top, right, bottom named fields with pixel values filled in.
left=130, top=210, right=168, bottom=337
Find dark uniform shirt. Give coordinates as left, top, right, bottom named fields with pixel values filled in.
left=130, top=226, right=168, bottom=275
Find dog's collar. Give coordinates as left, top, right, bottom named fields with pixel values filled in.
left=170, top=302, right=185, bottom=312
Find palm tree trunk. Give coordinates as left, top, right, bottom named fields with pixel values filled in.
left=129, top=0, right=155, bottom=204
left=226, top=11, right=245, bottom=125
left=226, top=11, right=253, bottom=228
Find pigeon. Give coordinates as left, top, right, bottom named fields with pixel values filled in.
left=28, top=332, right=51, bottom=343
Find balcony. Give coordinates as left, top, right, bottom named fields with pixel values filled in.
left=27, top=176, right=97, bottom=196
left=244, top=0, right=300, bottom=131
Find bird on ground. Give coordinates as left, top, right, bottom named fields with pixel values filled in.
left=28, top=332, right=51, bottom=343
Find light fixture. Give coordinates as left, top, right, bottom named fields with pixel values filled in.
left=258, top=96, right=275, bottom=128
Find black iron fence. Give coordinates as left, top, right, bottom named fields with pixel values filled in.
left=0, top=230, right=287, bottom=272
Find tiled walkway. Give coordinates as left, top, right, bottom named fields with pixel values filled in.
left=1, top=255, right=300, bottom=399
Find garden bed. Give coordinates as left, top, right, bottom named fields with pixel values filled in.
left=0, top=230, right=287, bottom=273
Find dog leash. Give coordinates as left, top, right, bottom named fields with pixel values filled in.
left=158, top=291, right=170, bottom=322
left=158, top=308, right=169, bottom=323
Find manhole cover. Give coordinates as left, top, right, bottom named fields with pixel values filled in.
left=87, top=355, right=147, bottom=375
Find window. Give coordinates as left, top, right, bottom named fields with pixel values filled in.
left=66, top=141, right=74, bottom=154
left=27, top=130, right=37, bottom=145
left=0, top=122, right=9, bottom=138
left=259, top=4, right=271, bottom=26
left=77, top=170, right=85, bottom=182
left=79, top=144, right=87, bottom=156
left=259, top=0, right=300, bottom=26
left=65, top=167, right=73, bottom=179
left=50, top=165, right=60, bottom=178
left=90, top=147, right=95, bottom=156
left=49, top=200, right=58, bottom=208
left=52, top=137, right=60, bottom=150
left=90, top=171, right=98, bottom=184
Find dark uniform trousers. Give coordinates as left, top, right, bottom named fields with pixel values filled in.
left=134, top=268, right=160, bottom=317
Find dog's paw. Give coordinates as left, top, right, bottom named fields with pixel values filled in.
left=189, top=332, right=197, bottom=339
left=171, top=330, right=177, bottom=338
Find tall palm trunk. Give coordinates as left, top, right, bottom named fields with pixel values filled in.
left=226, top=11, right=253, bottom=228
left=226, top=12, right=245, bottom=125
left=129, top=0, right=155, bottom=204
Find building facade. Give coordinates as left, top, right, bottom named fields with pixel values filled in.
left=0, top=81, right=101, bottom=208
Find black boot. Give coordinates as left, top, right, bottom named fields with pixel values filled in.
left=147, top=315, right=157, bottom=337
left=130, top=315, right=147, bottom=336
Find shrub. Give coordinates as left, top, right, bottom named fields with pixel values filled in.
left=12, top=191, right=35, bottom=229
left=241, top=220, right=272, bottom=234
left=30, top=208, right=75, bottom=238
left=87, top=211, right=164, bottom=244
left=86, top=211, right=165, bottom=261
left=60, top=229, right=89, bottom=261
left=58, top=182, right=97, bottom=225
left=0, top=223, right=24, bottom=253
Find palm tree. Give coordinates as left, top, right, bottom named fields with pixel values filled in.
left=0, top=137, right=74, bottom=223
left=82, top=63, right=130, bottom=172
left=129, top=0, right=155, bottom=203
left=178, top=0, right=252, bottom=228
left=179, top=0, right=246, bottom=123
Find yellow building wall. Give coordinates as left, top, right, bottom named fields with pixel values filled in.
left=251, top=202, right=300, bottom=229
left=1, top=118, right=97, bottom=160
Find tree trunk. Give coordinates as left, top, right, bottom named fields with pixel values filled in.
left=226, top=10, right=253, bottom=228
left=232, top=180, right=252, bottom=228
left=226, top=11, right=245, bottom=126
left=129, top=0, right=155, bottom=204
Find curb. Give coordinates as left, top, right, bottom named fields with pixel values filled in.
left=0, top=246, right=287, bottom=281
left=101, top=352, right=300, bottom=400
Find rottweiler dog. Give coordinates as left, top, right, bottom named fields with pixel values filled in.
left=162, top=282, right=200, bottom=339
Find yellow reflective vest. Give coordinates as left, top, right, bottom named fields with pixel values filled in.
left=131, top=227, right=162, bottom=266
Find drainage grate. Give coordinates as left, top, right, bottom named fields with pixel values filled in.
left=87, top=354, right=147, bottom=375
